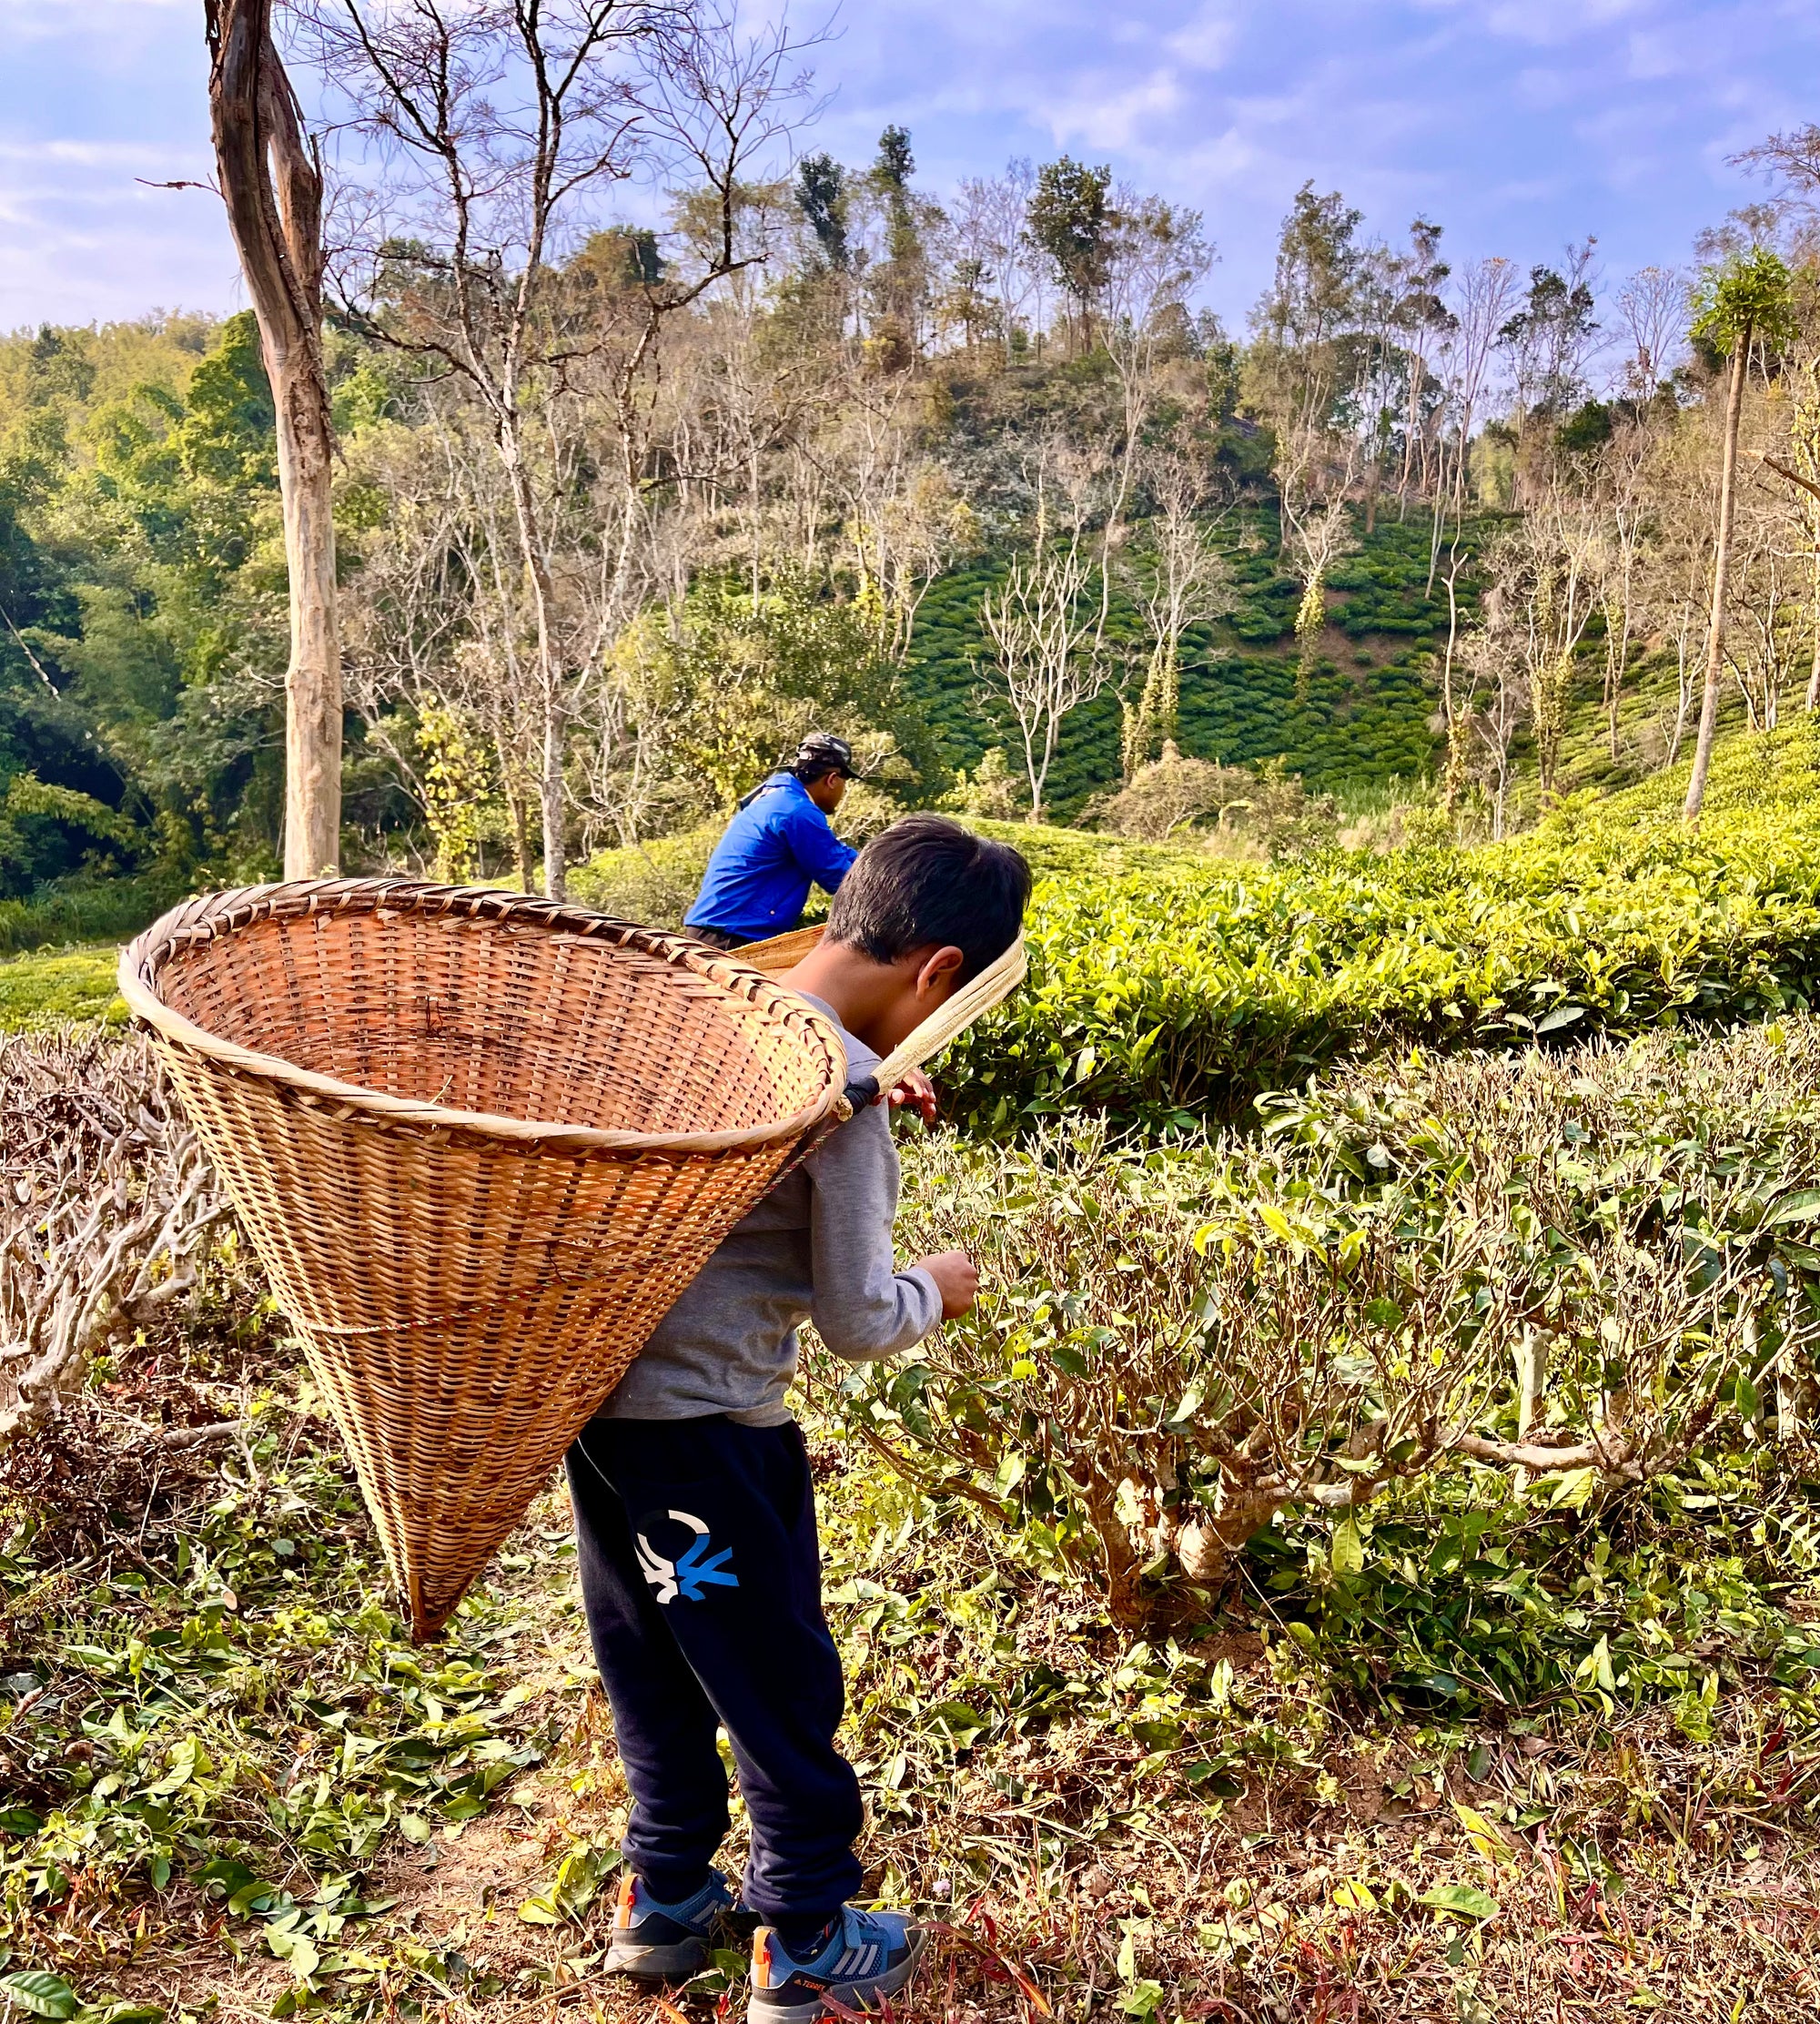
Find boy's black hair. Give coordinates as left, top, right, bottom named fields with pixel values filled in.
left=826, top=815, right=1030, bottom=984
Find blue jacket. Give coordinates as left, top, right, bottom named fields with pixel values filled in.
left=685, top=772, right=858, bottom=943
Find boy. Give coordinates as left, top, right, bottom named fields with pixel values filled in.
left=566, top=814, right=1031, bottom=2021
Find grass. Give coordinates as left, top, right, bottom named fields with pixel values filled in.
left=0, top=946, right=125, bottom=1031
left=0, top=875, right=186, bottom=960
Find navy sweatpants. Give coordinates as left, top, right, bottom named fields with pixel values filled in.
left=564, top=1416, right=864, bottom=1927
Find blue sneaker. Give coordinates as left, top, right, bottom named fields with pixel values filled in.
left=750, top=1905, right=927, bottom=2022
left=603, top=1867, right=737, bottom=1983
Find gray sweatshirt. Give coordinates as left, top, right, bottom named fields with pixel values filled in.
left=597, top=994, right=942, bottom=1425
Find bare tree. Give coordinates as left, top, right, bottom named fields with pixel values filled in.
left=1461, top=590, right=1527, bottom=840
left=688, top=270, right=816, bottom=612
left=1615, top=265, right=1689, bottom=394
left=306, top=0, right=814, bottom=896
left=949, top=160, right=1036, bottom=358
left=1436, top=537, right=1471, bottom=806
left=1496, top=240, right=1602, bottom=505
left=1442, top=256, right=1521, bottom=507
left=1120, top=433, right=1235, bottom=774
left=1245, top=185, right=1369, bottom=642
left=1760, top=346, right=1820, bottom=714
left=1684, top=249, right=1795, bottom=825
left=1385, top=216, right=1456, bottom=511
left=1522, top=491, right=1607, bottom=799
left=1592, top=421, right=1655, bottom=760
left=977, top=448, right=1113, bottom=820
left=979, top=158, right=1039, bottom=356
left=1424, top=254, right=1520, bottom=592
left=1796, top=361, right=1820, bottom=716
left=824, top=370, right=973, bottom=663
left=1726, top=478, right=1805, bottom=732
left=1464, top=508, right=1604, bottom=813
left=206, top=0, right=341, bottom=877
left=1632, top=434, right=1713, bottom=767
left=1288, top=482, right=1360, bottom=693
left=1734, top=125, right=1820, bottom=211
left=1100, top=191, right=1215, bottom=538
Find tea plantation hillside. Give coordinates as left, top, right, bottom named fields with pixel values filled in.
left=568, top=718, right=1820, bottom=1136
left=905, top=511, right=1495, bottom=814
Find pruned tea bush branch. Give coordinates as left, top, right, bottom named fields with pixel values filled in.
left=839, top=1021, right=1820, bottom=1626
left=0, top=1028, right=233, bottom=1446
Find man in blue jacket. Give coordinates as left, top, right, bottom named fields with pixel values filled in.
left=685, top=734, right=861, bottom=948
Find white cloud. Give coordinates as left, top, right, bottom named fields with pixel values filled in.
left=1460, top=0, right=1654, bottom=46
left=1512, top=67, right=1587, bottom=112
left=1043, top=68, right=1186, bottom=153
left=1166, top=5, right=1239, bottom=72
left=0, top=137, right=176, bottom=167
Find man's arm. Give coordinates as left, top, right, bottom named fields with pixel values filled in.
left=784, top=800, right=859, bottom=896
left=805, top=1103, right=942, bottom=1360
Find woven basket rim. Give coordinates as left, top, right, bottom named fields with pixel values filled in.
left=118, top=877, right=848, bottom=1154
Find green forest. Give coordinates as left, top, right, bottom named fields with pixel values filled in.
left=9, top=7, right=1820, bottom=2023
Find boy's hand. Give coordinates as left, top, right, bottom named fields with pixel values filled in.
left=885, top=1068, right=938, bottom=1127
left=913, top=1250, right=978, bottom=1319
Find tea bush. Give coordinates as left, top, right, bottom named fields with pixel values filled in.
left=945, top=717, right=1820, bottom=1132
left=0, top=947, right=124, bottom=1032
left=569, top=815, right=1208, bottom=932
left=837, top=1017, right=1820, bottom=1654
left=567, top=823, right=721, bottom=928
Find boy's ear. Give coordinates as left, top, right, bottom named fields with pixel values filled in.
left=914, top=946, right=966, bottom=998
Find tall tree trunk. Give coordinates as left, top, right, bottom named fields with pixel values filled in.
left=1684, top=341, right=1748, bottom=828
left=499, top=430, right=567, bottom=900
left=1439, top=547, right=1462, bottom=806
left=207, top=0, right=341, bottom=878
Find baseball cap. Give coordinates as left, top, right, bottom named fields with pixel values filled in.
left=794, top=732, right=859, bottom=778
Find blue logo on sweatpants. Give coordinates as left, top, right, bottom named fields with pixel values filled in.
left=635, top=1510, right=739, bottom=1604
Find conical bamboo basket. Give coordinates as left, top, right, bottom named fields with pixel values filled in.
left=119, top=880, right=850, bottom=1638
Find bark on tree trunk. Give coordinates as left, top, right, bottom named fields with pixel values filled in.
left=498, top=425, right=567, bottom=900
left=540, top=681, right=567, bottom=901
left=1683, top=341, right=1748, bottom=828
left=207, top=0, right=340, bottom=878
left=273, top=359, right=340, bottom=876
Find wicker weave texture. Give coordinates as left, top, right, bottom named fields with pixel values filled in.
left=120, top=880, right=846, bottom=1638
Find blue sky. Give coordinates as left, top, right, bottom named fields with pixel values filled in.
left=1, top=0, right=1816, bottom=333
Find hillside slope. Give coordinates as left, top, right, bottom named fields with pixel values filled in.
left=905, top=511, right=1495, bottom=815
